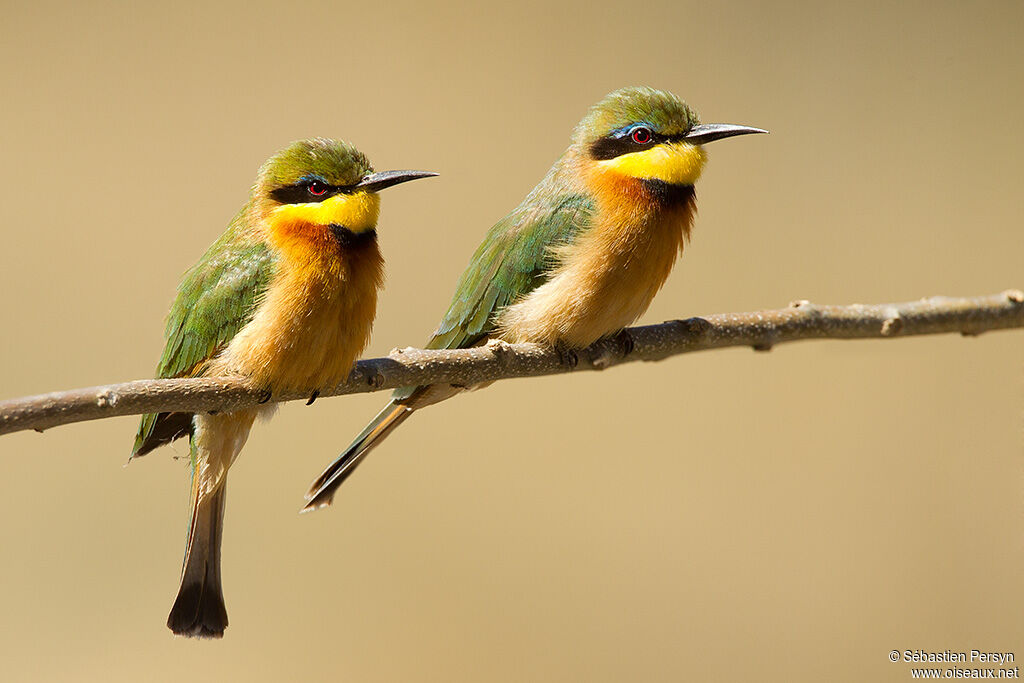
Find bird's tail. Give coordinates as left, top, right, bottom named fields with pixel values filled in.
left=167, top=477, right=228, bottom=638
left=302, top=401, right=413, bottom=512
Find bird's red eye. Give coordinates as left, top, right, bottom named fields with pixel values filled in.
left=631, top=127, right=653, bottom=144
left=307, top=181, right=328, bottom=196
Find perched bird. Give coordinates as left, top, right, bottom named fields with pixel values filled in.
left=303, top=86, right=765, bottom=511
left=131, top=138, right=435, bottom=638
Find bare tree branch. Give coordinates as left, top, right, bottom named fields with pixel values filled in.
left=2, top=290, right=1022, bottom=438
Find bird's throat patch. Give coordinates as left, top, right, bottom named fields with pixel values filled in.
left=272, top=191, right=380, bottom=234
left=597, top=141, right=707, bottom=186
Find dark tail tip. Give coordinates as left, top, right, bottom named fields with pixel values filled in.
left=167, top=580, right=228, bottom=639
left=302, top=403, right=414, bottom=512
left=299, top=497, right=332, bottom=514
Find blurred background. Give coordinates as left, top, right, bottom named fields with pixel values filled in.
left=1, top=1, right=1022, bottom=681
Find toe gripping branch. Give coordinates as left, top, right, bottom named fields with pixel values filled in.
left=589, top=329, right=635, bottom=370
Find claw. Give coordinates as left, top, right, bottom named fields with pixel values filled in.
left=306, top=390, right=320, bottom=406
left=554, top=343, right=579, bottom=368
left=257, top=389, right=272, bottom=404
left=614, top=329, right=635, bottom=356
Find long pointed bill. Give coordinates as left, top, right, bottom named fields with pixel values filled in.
left=684, top=123, right=768, bottom=145
left=355, top=170, right=438, bottom=193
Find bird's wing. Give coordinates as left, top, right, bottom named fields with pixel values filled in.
left=304, top=192, right=594, bottom=503
left=425, top=193, right=594, bottom=351
left=132, top=219, right=275, bottom=456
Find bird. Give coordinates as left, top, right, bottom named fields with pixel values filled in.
left=130, top=138, right=436, bottom=638
left=303, top=86, right=765, bottom=512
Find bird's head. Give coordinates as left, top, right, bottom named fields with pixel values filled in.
left=254, top=138, right=436, bottom=244
left=576, top=87, right=765, bottom=196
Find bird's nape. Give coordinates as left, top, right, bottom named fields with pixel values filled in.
left=304, top=86, right=765, bottom=506
left=135, top=137, right=434, bottom=637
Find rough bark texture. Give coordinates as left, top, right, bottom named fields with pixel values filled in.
left=1, top=290, right=1021, bottom=437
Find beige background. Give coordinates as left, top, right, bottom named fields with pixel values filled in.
left=1, top=1, right=1022, bottom=681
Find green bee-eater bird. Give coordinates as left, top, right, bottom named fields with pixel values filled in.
left=130, top=138, right=435, bottom=638
left=303, top=86, right=765, bottom=511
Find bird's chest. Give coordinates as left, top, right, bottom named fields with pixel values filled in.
left=498, top=201, right=693, bottom=347
left=220, top=238, right=383, bottom=392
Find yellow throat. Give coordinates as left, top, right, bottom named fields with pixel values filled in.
left=271, top=191, right=381, bottom=232
left=597, top=141, right=707, bottom=186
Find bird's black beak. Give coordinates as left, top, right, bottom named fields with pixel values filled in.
left=355, top=170, right=438, bottom=193
left=684, top=124, right=768, bottom=145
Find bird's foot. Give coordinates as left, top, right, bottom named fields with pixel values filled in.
left=590, top=330, right=633, bottom=370
left=612, top=329, right=634, bottom=357
left=553, top=342, right=579, bottom=369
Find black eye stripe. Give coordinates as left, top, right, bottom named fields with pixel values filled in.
left=588, top=130, right=689, bottom=161
left=269, top=182, right=354, bottom=205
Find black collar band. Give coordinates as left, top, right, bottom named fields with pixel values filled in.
left=328, top=224, right=377, bottom=248
left=641, top=180, right=695, bottom=206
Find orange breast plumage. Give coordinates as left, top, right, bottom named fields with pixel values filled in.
left=207, top=219, right=384, bottom=393
left=497, top=173, right=695, bottom=347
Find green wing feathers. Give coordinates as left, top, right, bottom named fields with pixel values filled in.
left=427, top=194, right=593, bottom=351
left=156, top=226, right=274, bottom=380
left=132, top=219, right=275, bottom=456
